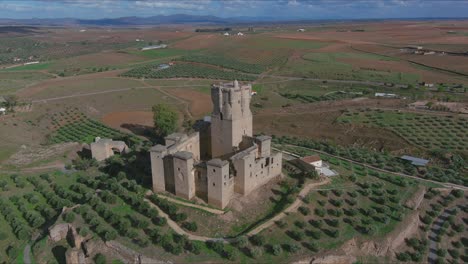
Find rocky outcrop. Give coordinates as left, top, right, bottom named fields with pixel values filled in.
left=49, top=223, right=70, bottom=242
left=405, top=187, right=426, bottom=210
left=66, top=248, right=86, bottom=264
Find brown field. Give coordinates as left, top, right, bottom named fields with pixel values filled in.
left=164, top=88, right=212, bottom=118
left=102, top=111, right=153, bottom=132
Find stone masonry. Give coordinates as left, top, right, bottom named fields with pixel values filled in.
left=150, top=81, right=282, bottom=209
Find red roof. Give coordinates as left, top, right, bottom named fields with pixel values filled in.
left=301, top=155, right=321, bottom=163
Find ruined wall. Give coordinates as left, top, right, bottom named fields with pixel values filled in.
left=150, top=146, right=167, bottom=192
left=173, top=152, right=195, bottom=200
left=207, top=159, right=233, bottom=209
left=194, top=165, right=208, bottom=201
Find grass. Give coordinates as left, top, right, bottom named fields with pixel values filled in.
left=2, top=62, right=53, bottom=71
left=277, top=52, right=420, bottom=84
left=130, top=48, right=192, bottom=59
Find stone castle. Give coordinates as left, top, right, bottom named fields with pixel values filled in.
left=150, top=81, right=282, bottom=209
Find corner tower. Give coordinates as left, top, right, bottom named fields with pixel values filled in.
left=211, top=80, right=252, bottom=158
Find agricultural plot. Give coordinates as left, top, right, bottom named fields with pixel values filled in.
left=177, top=54, right=265, bottom=74
left=121, top=63, right=256, bottom=81
left=278, top=52, right=420, bottom=84
left=395, top=188, right=467, bottom=263
left=47, top=109, right=141, bottom=145
left=280, top=91, right=363, bottom=103
left=337, top=109, right=468, bottom=152
left=274, top=136, right=466, bottom=186
left=0, top=71, right=52, bottom=95
left=251, top=161, right=422, bottom=262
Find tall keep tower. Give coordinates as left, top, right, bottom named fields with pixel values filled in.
left=211, top=80, right=252, bottom=158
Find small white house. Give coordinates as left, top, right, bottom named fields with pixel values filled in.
left=223, top=32, right=230, bottom=36
left=297, top=28, right=305, bottom=32
left=237, top=32, right=244, bottom=36
left=302, top=155, right=322, bottom=168
left=0, top=107, right=6, bottom=115
left=251, top=91, right=258, bottom=96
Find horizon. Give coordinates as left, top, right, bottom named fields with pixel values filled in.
left=1, top=0, right=468, bottom=20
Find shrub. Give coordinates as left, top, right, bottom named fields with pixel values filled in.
left=181, top=221, right=198, bottom=232
left=94, top=253, right=106, bottom=264
left=271, top=244, right=282, bottom=256
left=288, top=230, right=304, bottom=241
left=298, top=206, right=310, bottom=216
left=250, top=234, right=265, bottom=246
left=6, top=246, right=18, bottom=259
left=63, top=212, right=76, bottom=223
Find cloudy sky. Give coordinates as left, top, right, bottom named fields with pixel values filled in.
left=0, top=0, right=467, bottom=20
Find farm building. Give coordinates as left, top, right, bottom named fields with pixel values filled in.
left=223, top=32, right=230, bottom=36
left=237, top=32, right=244, bottom=36
left=400, top=155, right=429, bottom=166
left=297, top=28, right=305, bottom=32
left=141, top=44, right=167, bottom=51
left=0, top=107, right=6, bottom=115
left=375, top=93, right=398, bottom=98
left=301, top=155, right=338, bottom=177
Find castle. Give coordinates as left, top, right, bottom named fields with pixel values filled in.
left=150, top=81, right=282, bottom=209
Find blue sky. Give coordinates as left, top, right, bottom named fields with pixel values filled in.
left=0, top=0, right=467, bottom=20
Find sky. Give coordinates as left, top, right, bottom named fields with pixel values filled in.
left=0, top=0, right=467, bottom=20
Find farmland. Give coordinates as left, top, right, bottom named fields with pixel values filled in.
left=337, top=109, right=468, bottom=153
left=121, top=63, right=256, bottom=81
left=177, top=54, right=265, bottom=74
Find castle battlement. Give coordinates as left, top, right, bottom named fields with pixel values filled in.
left=150, top=81, right=282, bottom=209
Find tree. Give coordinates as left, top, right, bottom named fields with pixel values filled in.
left=63, top=212, right=76, bottom=223
left=94, top=253, right=106, bottom=264
left=152, top=104, right=178, bottom=137
left=271, top=244, right=282, bottom=256
left=250, top=234, right=265, bottom=246
left=3, top=95, right=18, bottom=110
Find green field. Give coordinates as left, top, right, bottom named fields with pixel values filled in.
left=337, top=109, right=468, bottom=152
left=278, top=52, right=420, bottom=84
left=1, top=62, right=53, bottom=71
left=121, top=63, right=256, bottom=81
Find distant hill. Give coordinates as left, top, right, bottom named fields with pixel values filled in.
left=0, top=14, right=277, bottom=26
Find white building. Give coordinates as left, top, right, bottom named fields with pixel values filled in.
left=301, top=155, right=338, bottom=177
left=237, top=32, right=244, bottom=36
left=0, top=107, right=6, bottom=115
left=223, top=32, right=230, bottom=36
left=297, top=28, right=305, bottom=32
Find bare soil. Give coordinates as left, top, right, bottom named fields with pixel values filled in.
left=254, top=98, right=410, bottom=151
left=101, top=111, right=153, bottom=132
left=164, top=88, right=212, bottom=118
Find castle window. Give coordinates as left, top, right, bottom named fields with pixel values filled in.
left=213, top=169, right=216, bottom=173
left=213, top=182, right=215, bottom=187
left=261, top=164, right=264, bottom=169
left=250, top=172, right=252, bottom=177
left=249, top=164, right=252, bottom=168
left=224, top=182, right=226, bottom=186
left=177, top=168, right=180, bottom=171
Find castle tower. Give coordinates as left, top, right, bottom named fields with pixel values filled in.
left=211, top=80, right=252, bottom=157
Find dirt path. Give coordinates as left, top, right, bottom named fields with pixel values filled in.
left=246, top=178, right=331, bottom=236
left=147, top=192, right=225, bottom=215
left=23, top=244, right=32, bottom=264
left=144, top=178, right=330, bottom=242
left=427, top=208, right=455, bottom=263
left=277, top=145, right=468, bottom=191
left=144, top=198, right=227, bottom=242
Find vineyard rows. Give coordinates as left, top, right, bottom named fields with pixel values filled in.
left=49, top=118, right=140, bottom=144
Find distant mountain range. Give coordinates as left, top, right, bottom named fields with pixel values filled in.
left=0, top=14, right=466, bottom=26
left=0, top=14, right=279, bottom=26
